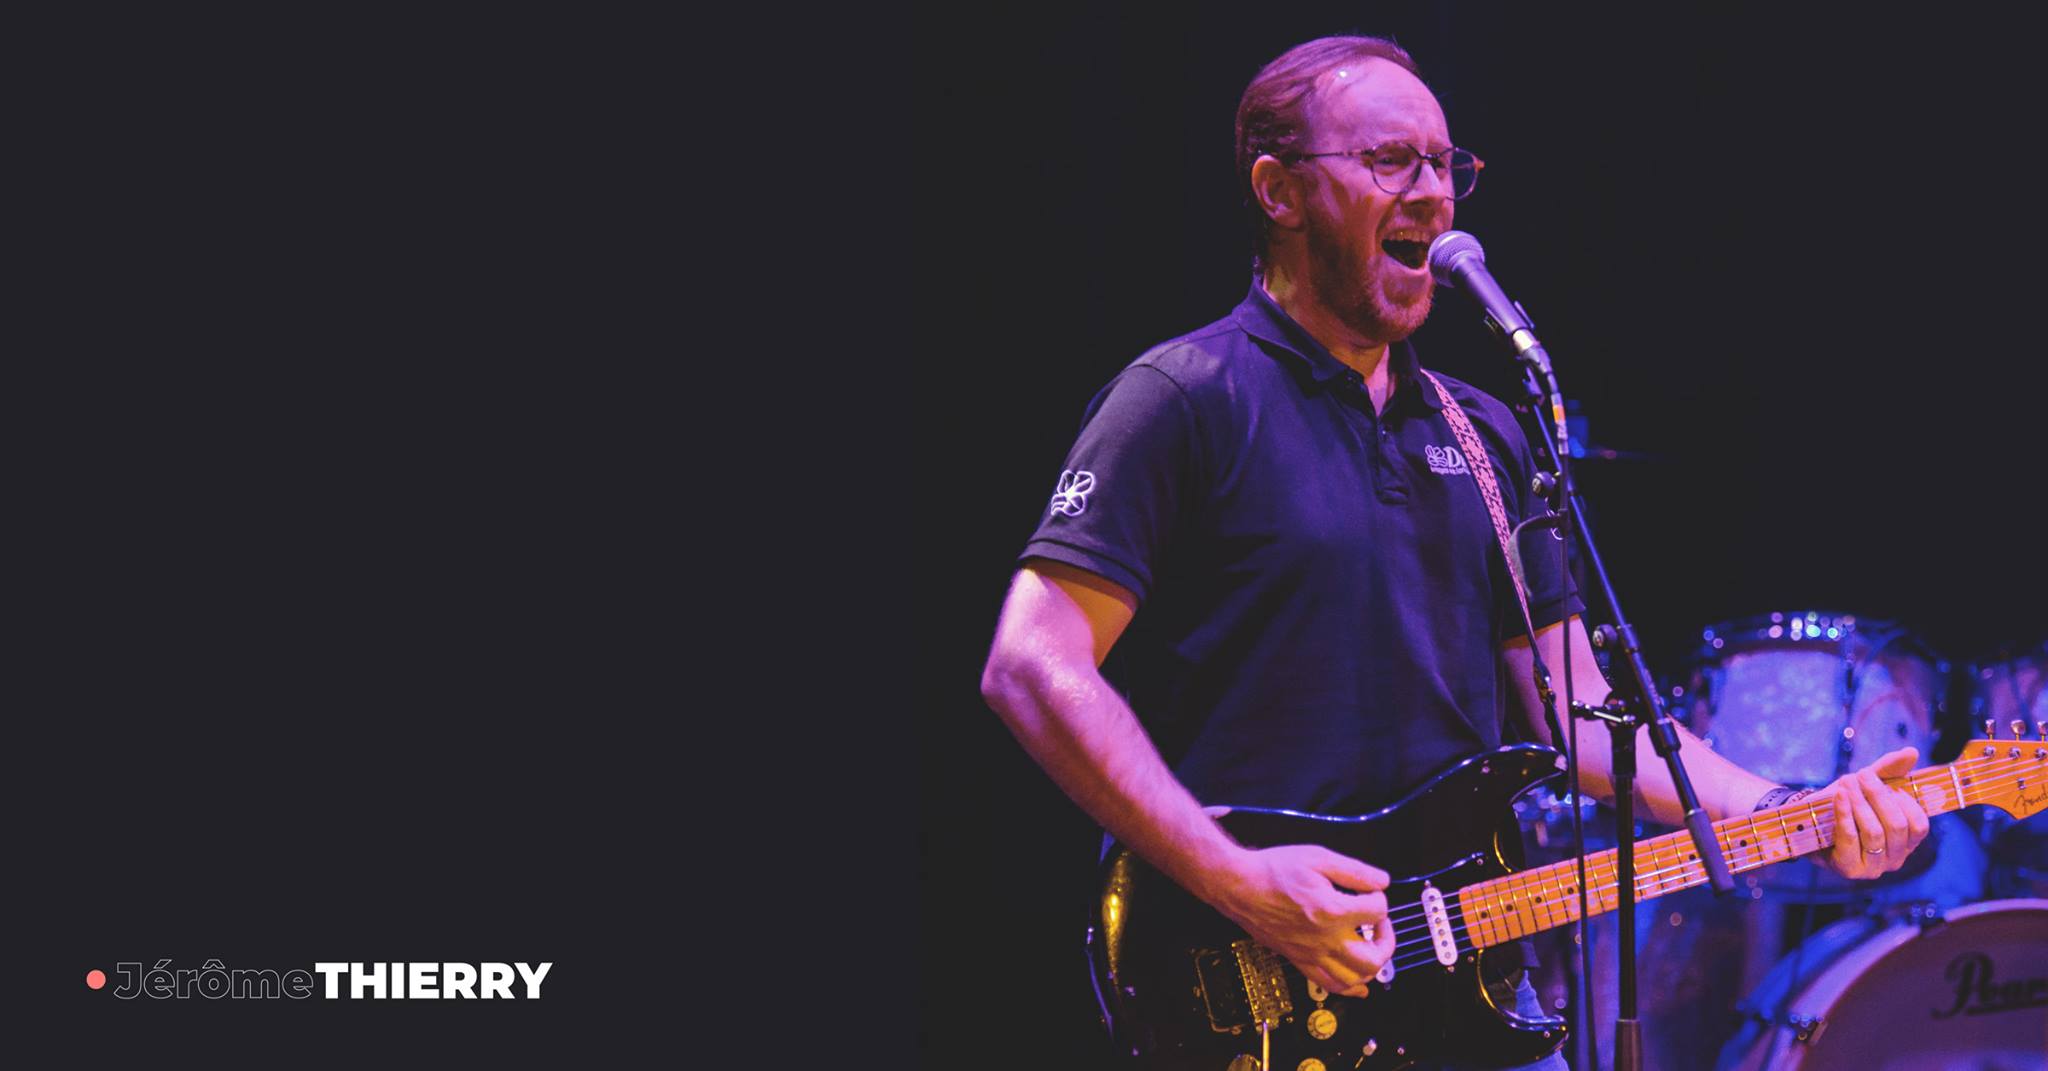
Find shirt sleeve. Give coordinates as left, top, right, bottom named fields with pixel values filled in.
left=1018, top=364, right=1199, bottom=604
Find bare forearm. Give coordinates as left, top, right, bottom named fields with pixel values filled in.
left=1512, top=617, right=1776, bottom=825
left=1565, top=717, right=1777, bottom=825
left=981, top=658, right=1247, bottom=904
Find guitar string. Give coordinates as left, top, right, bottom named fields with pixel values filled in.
left=1371, top=800, right=1822, bottom=928
left=1371, top=756, right=2042, bottom=965
left=1373, top=755, right=2039, bottom=933
left=1377, top=824, right=1800, bottom=932
left=1387, top=844, right=2025, bottom=966
left=1384, top=764, right=2045, bottom=971
left=1176, top=758, right=2044, bottom=984
left=1376, top=819, right=1812, bottom=934
left=1400, top=824, right=1802, bottom=952
left=1382, top=760, right=2043, bottom=971
left=1387, top=801, right=1938, bottom=963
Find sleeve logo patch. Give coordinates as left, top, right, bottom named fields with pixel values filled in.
left=1048, top=469, right=1096, bottom=517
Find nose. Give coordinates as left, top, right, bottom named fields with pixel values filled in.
left=1402, top=158, right=1452, bottom=202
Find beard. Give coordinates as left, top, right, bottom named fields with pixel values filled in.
left=1303, top=208, right=1435, bottom=344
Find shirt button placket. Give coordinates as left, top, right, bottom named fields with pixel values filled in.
left=1370, top=394, right=1407, bottom=504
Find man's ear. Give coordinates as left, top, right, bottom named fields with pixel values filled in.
left=1249, top=154, right=1306, bottom=235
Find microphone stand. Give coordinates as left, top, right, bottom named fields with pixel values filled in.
left=1490, top=323, right=1735, bottom=1071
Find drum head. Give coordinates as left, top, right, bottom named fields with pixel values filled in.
left=1680, top=612, right=1947, bottom=787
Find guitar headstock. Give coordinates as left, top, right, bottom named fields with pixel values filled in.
left=1952, top=719, right=2048, bottom=821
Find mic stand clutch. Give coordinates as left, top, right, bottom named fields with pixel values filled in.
left=1500, top=307, right=1736, bottom=1071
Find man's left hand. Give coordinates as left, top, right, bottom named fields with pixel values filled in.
left=1818, top=746, right=1931, bottom=880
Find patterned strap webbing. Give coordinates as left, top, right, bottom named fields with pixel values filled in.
left=1416, top=369, right=1552, bottom=706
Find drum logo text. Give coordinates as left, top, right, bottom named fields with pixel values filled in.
left=1932, top=951, right=2048, bottom=1019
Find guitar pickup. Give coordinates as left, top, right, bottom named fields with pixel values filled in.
left=1420, top=884, right=1460, bottom=966
left=1191, top=941, right=1294, bottom=1033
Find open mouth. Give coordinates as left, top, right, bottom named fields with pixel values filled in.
left=1381, top=237, right=1428, bottom=271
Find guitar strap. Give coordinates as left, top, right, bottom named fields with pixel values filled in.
left=1416, top=369, right=1555, bottom=713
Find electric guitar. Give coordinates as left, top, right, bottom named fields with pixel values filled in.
left=1089, top=733, right=2048, bottom=1070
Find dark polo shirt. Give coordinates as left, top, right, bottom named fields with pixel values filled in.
left=1021, top=282, right=1582, bottom=815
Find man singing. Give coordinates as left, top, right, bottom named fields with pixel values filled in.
left=980, top=34, right=1928, bottom=1070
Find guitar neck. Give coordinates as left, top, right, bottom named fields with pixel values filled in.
left=1456, top=754, right=2032, bottom=948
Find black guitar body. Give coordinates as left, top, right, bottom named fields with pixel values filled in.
left=1089, top=745, right=1570, bottom=1070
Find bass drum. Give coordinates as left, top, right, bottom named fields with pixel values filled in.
left=1674, top=611, right=1955, bottom=900
left=1628, top=810, right=1986, bottom=1071
left=1716, top=898, right=2048, bottom=1071
left=1968, top=640, right=2048, bottom=900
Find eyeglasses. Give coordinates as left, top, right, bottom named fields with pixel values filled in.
left=1287, top=143, right=1484, bottom=200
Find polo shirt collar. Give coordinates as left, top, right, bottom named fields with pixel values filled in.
left=1233, top=281, right=1442, bottom=411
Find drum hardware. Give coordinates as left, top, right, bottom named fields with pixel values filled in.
left=1781, top=1012, right=1823, bottom=1046
left=1736, top=979, right=1835, bottom=1041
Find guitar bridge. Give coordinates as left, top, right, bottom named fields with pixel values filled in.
left=1191, top=940, right=1294, bottom=1033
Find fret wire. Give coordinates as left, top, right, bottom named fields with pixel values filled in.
left=1451, top=757, right=2041, bottom=946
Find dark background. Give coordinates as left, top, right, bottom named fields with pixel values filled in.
left=10, top=12, right=684, bottom=1061
left=921, top=4, right=2047, bottom=1067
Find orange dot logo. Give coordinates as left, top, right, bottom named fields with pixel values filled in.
left=86, top=969, right=107, bottom=990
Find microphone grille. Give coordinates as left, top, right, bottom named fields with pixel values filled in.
left=1427, top=230, right=1485, bottom=288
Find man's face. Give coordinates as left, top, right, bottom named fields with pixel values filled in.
left=1296, top=60, right=1455, bottom=344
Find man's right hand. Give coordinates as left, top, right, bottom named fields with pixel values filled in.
left=984, top=569, right=1394, bottom=998
left=1203, top=843, right=1395, bottom=998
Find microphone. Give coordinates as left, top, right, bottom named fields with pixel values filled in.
left=1427, top=230, right=1567, bottom=456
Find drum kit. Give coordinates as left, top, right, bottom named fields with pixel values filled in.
left=1521, top=613, right=2047, bottom=1071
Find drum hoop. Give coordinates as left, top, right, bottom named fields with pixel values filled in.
left=1687, top=611, right=1938, bottom=668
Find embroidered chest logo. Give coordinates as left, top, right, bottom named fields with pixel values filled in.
left=1423, top=444, right=1471, bottom=476
left=1049, top=469, right=1096, bottom=516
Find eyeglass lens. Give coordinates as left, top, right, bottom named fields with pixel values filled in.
left=1370, top=147, right=1478, bottom=199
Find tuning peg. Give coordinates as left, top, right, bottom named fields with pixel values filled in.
left=2036, top=721, right=2045, bottom=741
left=2015, top=720, right=2028, bottom=740
left=1985, top=719, right=1997, bottom=739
